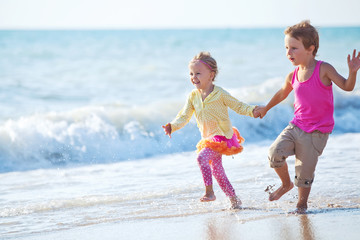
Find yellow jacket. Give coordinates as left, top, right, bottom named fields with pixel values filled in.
left=170, top=86, right=255, bottom=139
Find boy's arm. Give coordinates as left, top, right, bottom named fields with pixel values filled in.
left=257, top=72, right=293, bottom=118
left=323, top=49, right=360, bottom=91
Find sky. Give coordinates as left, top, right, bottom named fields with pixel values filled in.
left=0, top=0, right=359, bottom=29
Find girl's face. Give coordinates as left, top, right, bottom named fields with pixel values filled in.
left=188, top=61, right=214, bottom=91
left=285, top=35, right=314, bottom=66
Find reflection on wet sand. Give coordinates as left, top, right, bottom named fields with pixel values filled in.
left=205, top=217, right=233, bottom=240
left=203, top=211, right=317, bottom=240
left=299, top=214, right=315, bottom=240
left=271, top=213, right=316, bottom=240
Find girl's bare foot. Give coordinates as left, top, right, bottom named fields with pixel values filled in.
left=230, top=196, right=242, bottom=209
left=200, top=194, right=216, bottom=202
left=269, top=182, right=294, bottom=201
left=201, top=185, right=216, bottom=202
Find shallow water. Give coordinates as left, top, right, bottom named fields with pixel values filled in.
left=1, top=133, right=359, bottom=239
left=0, top=28, right=359, bottom=239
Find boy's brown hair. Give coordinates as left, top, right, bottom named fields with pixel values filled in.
left=285, top=20, right=319, bottom=56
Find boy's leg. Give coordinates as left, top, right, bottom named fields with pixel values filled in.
left=268, top=124, right=296, bottom=201
left=293, top=131, right=329, bottom=212
left=269, top=162, right=294, bottom=201
left=296, top=187, right=311, bottom=213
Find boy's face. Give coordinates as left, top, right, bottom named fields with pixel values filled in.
left=284, top=35, right=314, bottom=66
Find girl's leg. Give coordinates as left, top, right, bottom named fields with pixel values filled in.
left=210, top=151, right=241, bottom=208
left=197, top=148, right=216, bottom=201
left=210, top=152, right=236, bottom=197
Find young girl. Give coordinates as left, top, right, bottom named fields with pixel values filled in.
left=256, top=21, right=360, bottom=213
left=162, top=52, right=259, bottom=209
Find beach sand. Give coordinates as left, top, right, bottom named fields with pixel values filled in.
left=4, top=133, right=360, bottom=240
left=17, top=207, right=360, bottom=240
left=1, top=28, right=360, bottom=240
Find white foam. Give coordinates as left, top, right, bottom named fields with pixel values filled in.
left=0, top=78, right=359, bottom=172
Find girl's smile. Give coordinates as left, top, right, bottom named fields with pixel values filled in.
left=189, top=61, right=214, bottom=92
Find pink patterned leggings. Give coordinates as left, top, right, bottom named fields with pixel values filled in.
left=197, top=148, right=236, bottom=197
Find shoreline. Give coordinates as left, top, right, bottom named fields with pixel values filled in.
left=13, top=207, right=360, bottom=240
left=2, top=133, right=360, bottom=240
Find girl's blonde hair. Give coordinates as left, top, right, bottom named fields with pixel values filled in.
left=190, top=51, right=218, bottom=81
left=285, top=20, right=319, bottom=56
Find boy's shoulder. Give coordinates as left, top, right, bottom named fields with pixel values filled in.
left=319, top=61, right=333, bottom=70
left=319, top=61, right=336, bottom=76
left=285, top=71, right=295, bottom=82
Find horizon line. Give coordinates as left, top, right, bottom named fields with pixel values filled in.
left=0, top=24, right=359, bottom=31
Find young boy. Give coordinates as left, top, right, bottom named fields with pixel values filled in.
left=256, top=20, right=360, bottom=213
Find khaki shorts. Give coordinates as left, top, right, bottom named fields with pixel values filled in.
left=268, top=123, right=329, bottom=188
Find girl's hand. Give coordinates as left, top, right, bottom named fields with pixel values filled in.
left=162, top=123, right=172, bottom=138
left=255, top=106, right=268, bottom=119
left=253, top=107, right=261, bottom=118
left=348, top=49, right=360, bottom=73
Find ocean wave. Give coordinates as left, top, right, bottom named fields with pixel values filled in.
left=0, top=83, right=359, bottom=172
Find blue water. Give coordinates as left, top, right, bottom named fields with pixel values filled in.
left=1, top=27, right=360, bottom=239
left=0, top=28, right=359, bottom=172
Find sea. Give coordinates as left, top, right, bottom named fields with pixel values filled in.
left=0, top=27, right=360, bottom=239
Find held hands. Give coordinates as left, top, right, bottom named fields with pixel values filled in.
left=253, top=106, right=268, bottom=119
left=162, top=123, right=172, bottom=138
left=348, top=49, right=360, bottom=73
left=253, top=107, right=261, bottom=118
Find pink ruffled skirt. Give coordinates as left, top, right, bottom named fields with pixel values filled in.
left=196, top=127, right=244, bottom=156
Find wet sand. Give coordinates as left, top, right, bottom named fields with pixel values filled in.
left=19, top=208, right=360, bottom=240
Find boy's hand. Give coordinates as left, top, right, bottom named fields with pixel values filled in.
left=253, top=107, right=261, bottom=118
left=348, top=49, right=360, bottom=73
left=255, top=106, right=268, bottom=119
left=162, top=123, right=172, bottom=138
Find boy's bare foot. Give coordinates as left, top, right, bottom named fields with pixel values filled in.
left=200, top=194, right=216, bottom=202
left=230, top=196, right=242, bottom=209
left=294, top=202, right=308, bottom=214
left=289, top=207, right=307, bottom=215
left=269, top=182, right=294, bottom=201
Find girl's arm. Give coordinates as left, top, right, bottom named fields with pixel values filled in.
left=322, top=49, right=360, bottom=91
left=223, top=91, right=256, bottom=117
left=257, top=72, right=294, bottom=118
left=162, top=123, right=172, bottom=138
left=163, top=93, right=194, bottom=138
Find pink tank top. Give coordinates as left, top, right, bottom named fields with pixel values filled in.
left=290, top=61, right=334, bottom=133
